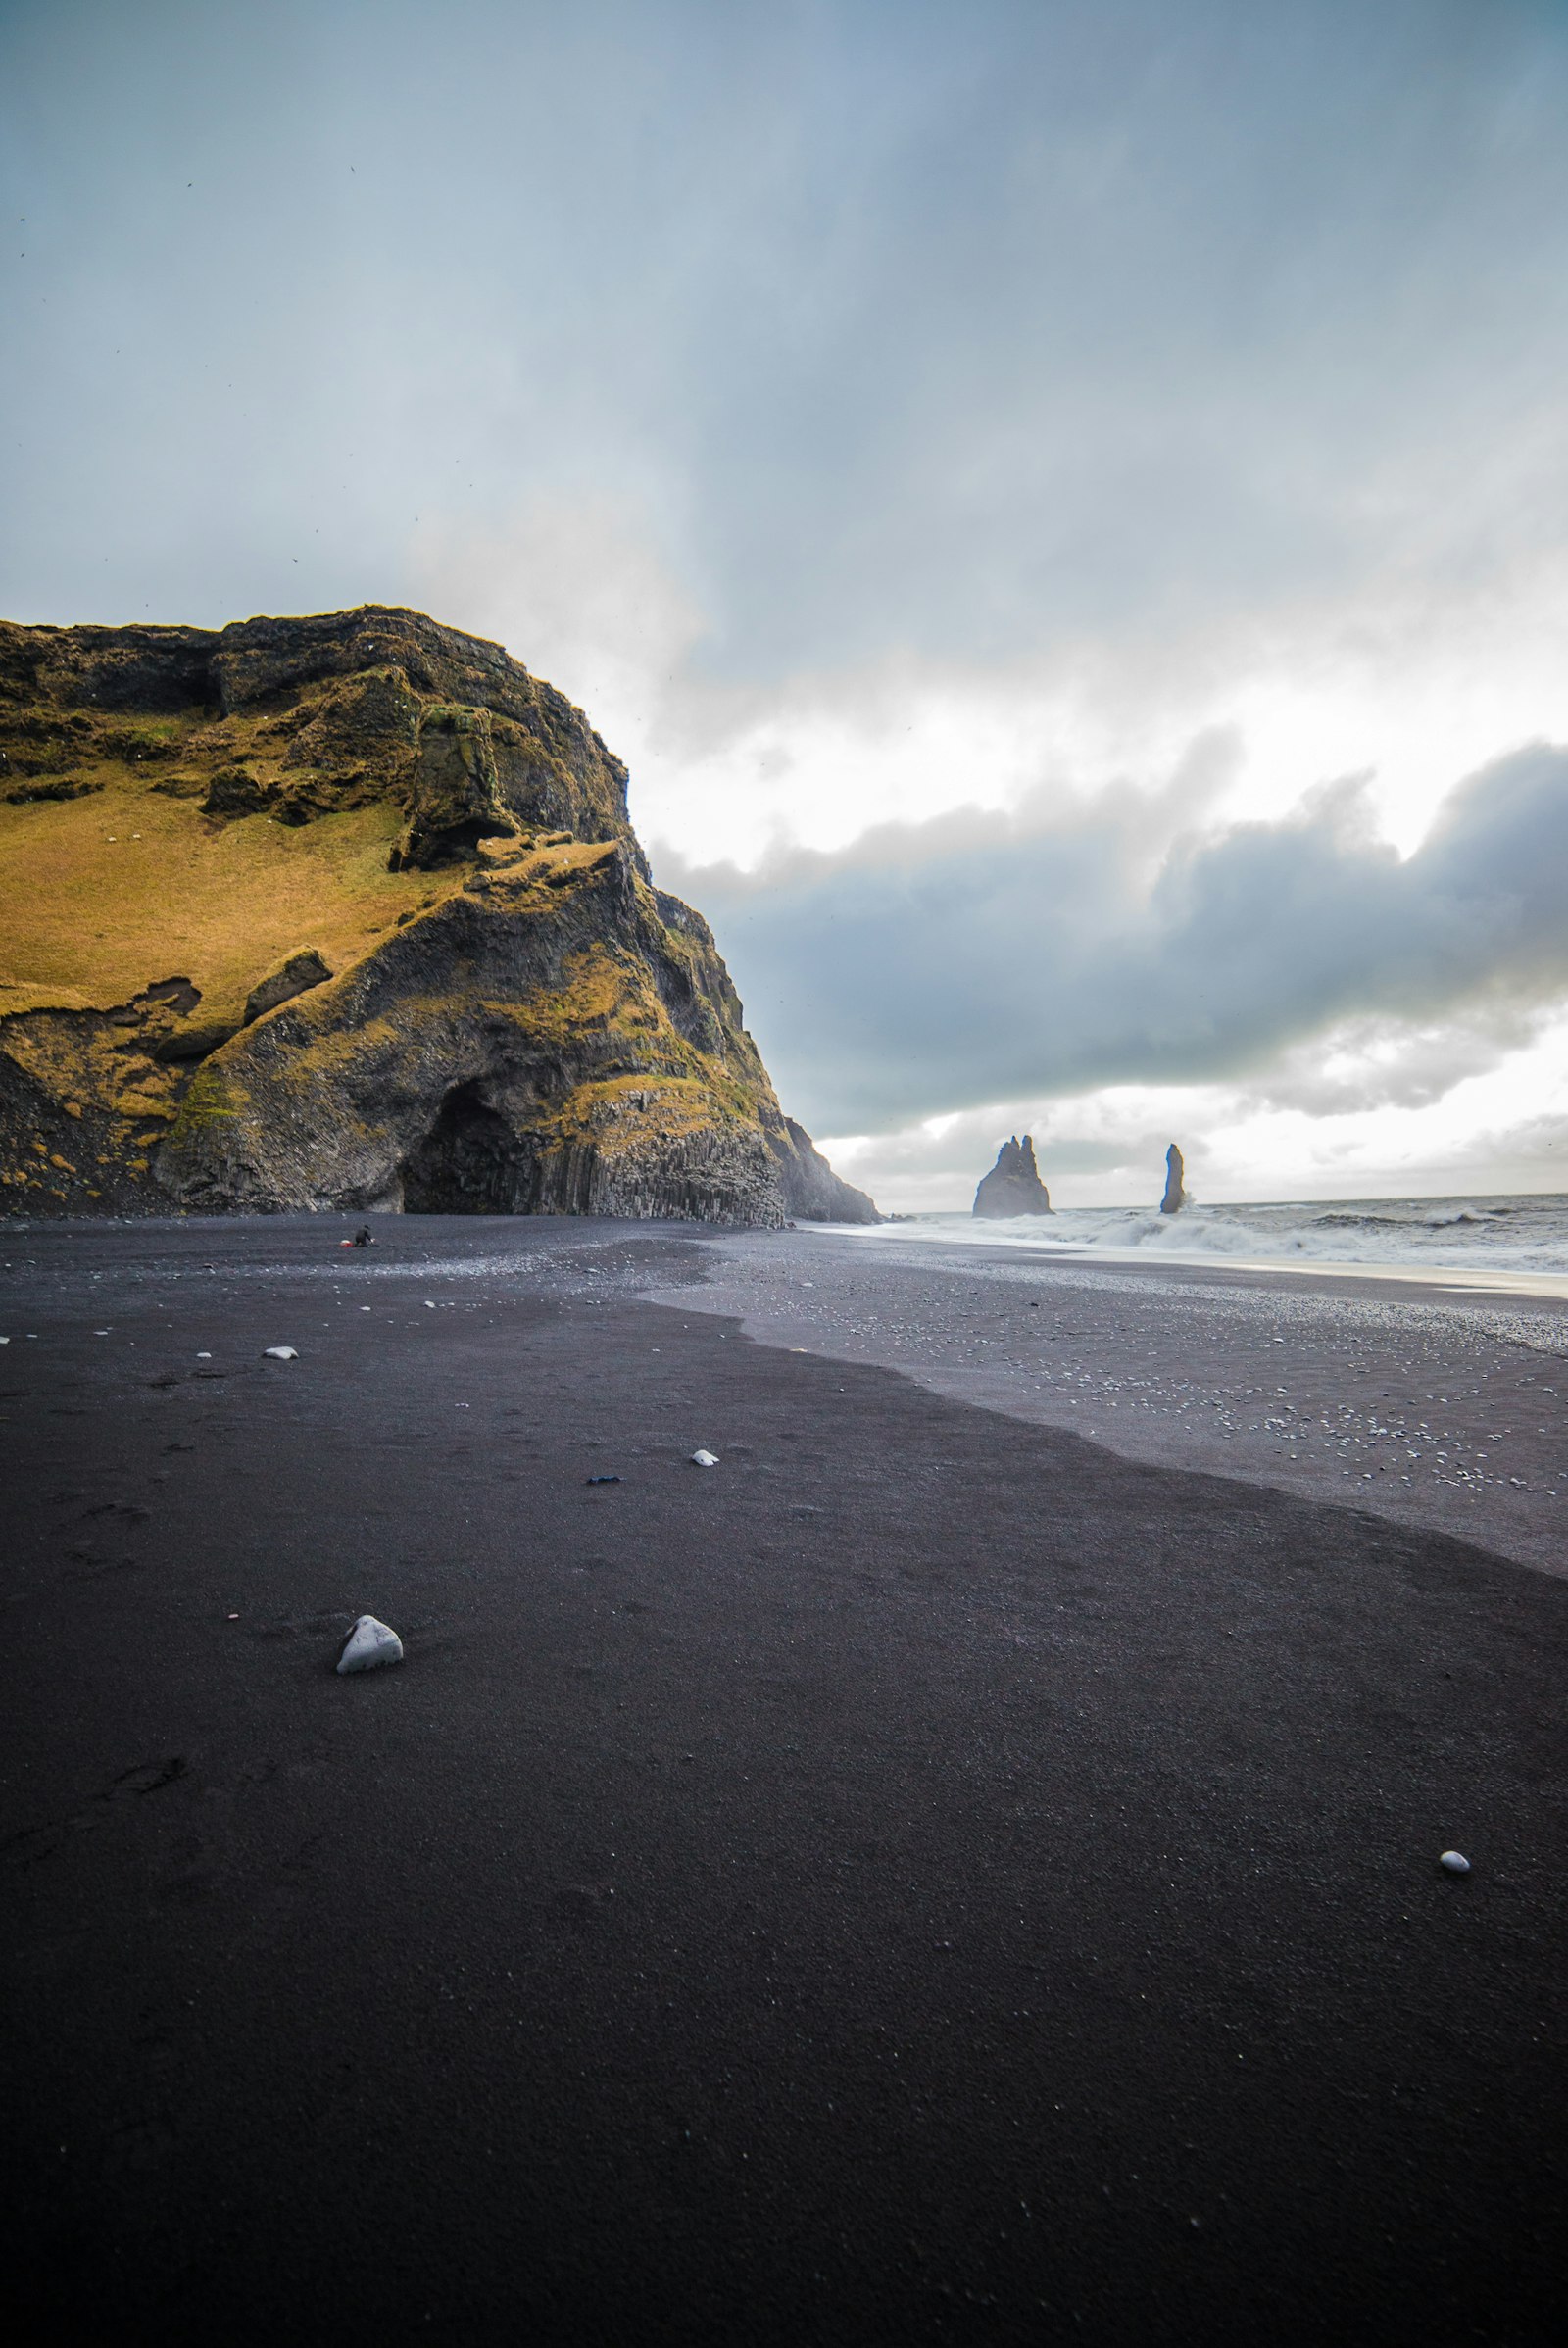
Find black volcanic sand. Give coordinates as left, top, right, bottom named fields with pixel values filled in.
left=2, top=1216, right=1565, bottom=2347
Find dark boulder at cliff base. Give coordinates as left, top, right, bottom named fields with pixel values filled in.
left=0, top=605, right=875, bottom=1229
left=973, top=1135, right=1052, bottom=1218
left=1160, top=1143, right=1187, bottom=1215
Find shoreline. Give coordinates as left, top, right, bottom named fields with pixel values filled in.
left=655, top=1226, right=1568, bottom=1580
left=828, top=1222, right=1568, bottom=1300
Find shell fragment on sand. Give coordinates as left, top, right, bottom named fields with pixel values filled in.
left=1440, top=1850, right=1471, bottom=1874
left=336, top=1615, right=404, bottom=1674
left=263, top=1345, right=299, bottom=1360
left=691, top=1448, right=719, bottom=1468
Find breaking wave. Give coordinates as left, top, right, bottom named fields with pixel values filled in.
left=831, top=1193, right=1568, bottom=1283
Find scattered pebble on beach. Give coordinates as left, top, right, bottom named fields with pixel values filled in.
left=1440, top=1850, right=1471, bottom=1874
left=336, top=1615, right=404, bottom=1674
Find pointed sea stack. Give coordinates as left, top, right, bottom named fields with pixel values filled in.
left=1160, top=1144, right=1186, bottom=1215
left=973, top=1134, right=1052, bottom=1218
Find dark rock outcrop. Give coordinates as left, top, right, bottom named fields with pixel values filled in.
left=768, top=1118, right=881, bottom=1224
left=243, top=950, right=333, bottom=1026
left=973, top=1135, right=1052, bottom=1218
left=1160, top=1143, right=1186, bottom=1215
left=0, top=607, right=873, bottom=1227
left=0, top=606, right=637, bottom=852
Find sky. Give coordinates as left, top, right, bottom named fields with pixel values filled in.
left=4, top=0, right=1568, bottom=1209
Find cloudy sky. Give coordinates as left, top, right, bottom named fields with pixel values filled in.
left=5, top=0, right=1568, bottom=1208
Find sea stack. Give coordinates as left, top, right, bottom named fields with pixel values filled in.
left=973, top=1135, right=1052, bottom=1218
left=1160, top=1144, right=1186, bottom=1215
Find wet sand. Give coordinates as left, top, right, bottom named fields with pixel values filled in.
left=2, top=1215, right=1565, bottom=2346
left=657, top=1227, right=1568, bottom=1578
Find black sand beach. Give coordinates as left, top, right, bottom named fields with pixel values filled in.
left=2, top=1216, right=1565, bottom=2345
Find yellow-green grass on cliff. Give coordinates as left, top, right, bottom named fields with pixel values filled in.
left=507, top=945, right=767, bottom=1117
left=536, top=1072, right=743, bottom=1150
left=0, top=773, right=464, bottom=1023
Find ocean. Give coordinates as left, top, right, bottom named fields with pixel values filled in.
left=834, top=1192, right=1568, bottom=1295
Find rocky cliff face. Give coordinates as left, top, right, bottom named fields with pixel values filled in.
left=0, top=606, right=870, bottom=1226
left=973, top=1135, right=1052, bottom=1218
left=769, top=1118, right=879, bottom=1225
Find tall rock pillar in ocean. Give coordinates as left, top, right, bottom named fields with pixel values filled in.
left=1160, top=1144, right=1186, bottom=1215
left=973, top=1135, right=1052, bottom=1218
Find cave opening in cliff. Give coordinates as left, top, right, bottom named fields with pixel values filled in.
left=401, top=1083, right=528, bottom=1214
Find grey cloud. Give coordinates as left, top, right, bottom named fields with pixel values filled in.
left=845, top=1107, right=1175, bottom=1186
left=4, top=0, right=1568, bottom=686
left=1236, top=1007, right=1550, bottom=1119
left=655, top=744, right=1568, bottom=1131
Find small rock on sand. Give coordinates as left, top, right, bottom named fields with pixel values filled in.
left=263, top=1345, right=299, bottom=1360
left=1440, top=1850, right=1471, bottom=1874
left=336, top=1616, right=404, bottom=1674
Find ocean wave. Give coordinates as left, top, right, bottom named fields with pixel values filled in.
left=845, top=1193, right=1568, bottom=1280
left=1310, top=1204, right=1506, bottom=1230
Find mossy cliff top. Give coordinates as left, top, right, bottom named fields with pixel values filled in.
left=0, top=606, right=878, bottom=1226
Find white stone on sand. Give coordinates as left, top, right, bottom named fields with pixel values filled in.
left=263, top=1345, right=299, bottom=1360
left=336, top=1615, right=404, bottom=1674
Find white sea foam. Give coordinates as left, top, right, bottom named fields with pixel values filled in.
left=816, top=1193, right=1568, bottom=1292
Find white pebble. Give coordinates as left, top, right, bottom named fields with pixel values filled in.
left=263, top=1345, right=299, bottom=1361
left=1440, top=1850, right=1471, bottom=1874
left=691, top=1448, right=719, bottom=1468
left=336, top=1615, right=404, bottom=1674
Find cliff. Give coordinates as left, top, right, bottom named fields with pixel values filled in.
left=0, top=606, right=872, bottom=1226
left=973, top=1134, right=1052, bottom=1218
left=771, top=1117, right=879, bottom=1225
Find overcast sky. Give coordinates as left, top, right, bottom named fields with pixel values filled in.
left=5, top=0, right=1568, bottom=1206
